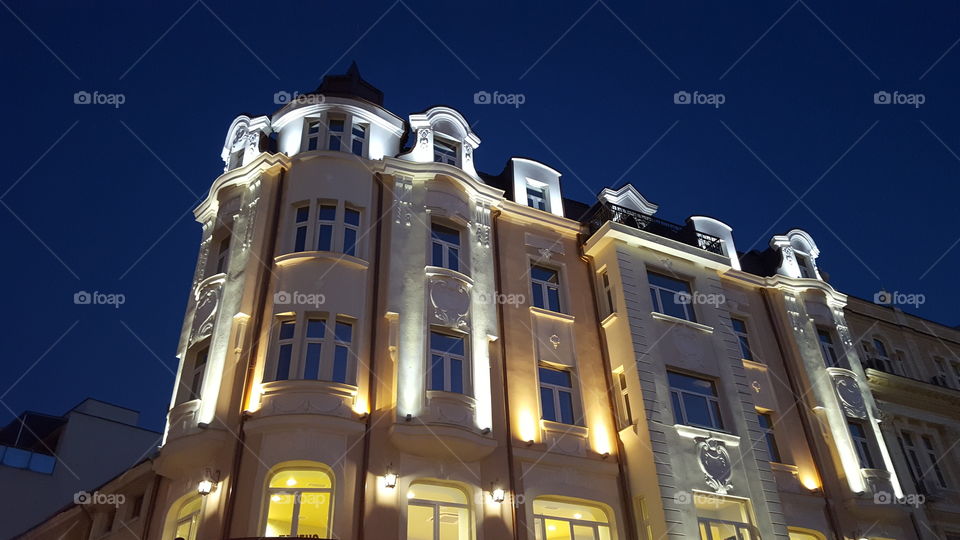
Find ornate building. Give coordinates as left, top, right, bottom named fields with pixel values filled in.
left=17, top=66, right=960, bottom=540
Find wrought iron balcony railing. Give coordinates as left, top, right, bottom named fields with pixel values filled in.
left=583, top=203, right=725, bottom=256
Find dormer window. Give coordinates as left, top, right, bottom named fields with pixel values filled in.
left=526, top=184, right=548, bottom=211
left=351, top=123, right=367, bottom=157
left=433, top=137, right=458, bottom=165
left=796, top=251, right=816, bottom=278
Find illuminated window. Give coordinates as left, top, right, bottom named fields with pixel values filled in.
left=433, top=137, right=459, bottom=165
left=188, top=347, right=208, bottom=401
left=173, top=496, right=201, bottom=540
left=407, top=482, right=470, bottom=540
left=327, top=118, right=345, bottom=151
left=695, top=493, right=759, bottom=540
left=787, top=528, right=827, bottom=540
left=532, top=498, right=611, bottom=540
left=428, top=331, right=467, bottom=394
left=527, top=185, right=547, bottom=211
left=531, top=265, right=561, bottom=312
left=817, top=329, right=841, bottom=368
left=648, top=272, right=696, bottom=322
left=264, top=468, right=333, bottom=538
left=304, top=120, right=322, bottom=151
left=431, top=224, right=462, bottom=273
left=848, top=421, right=876, bottom=469
left=539, top=366, right=576, bottom=425
left=757, top=412, right=782, bottom=463
left=351, top=123, right=367, bottom=157
left=215, top=236, right=230, bottom=274
left=669, top=371, right=724, bottom=430
left=731, top=318, right=753, bottom=361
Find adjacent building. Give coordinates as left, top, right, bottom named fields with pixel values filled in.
left=16, top=65, right=960, bottom=540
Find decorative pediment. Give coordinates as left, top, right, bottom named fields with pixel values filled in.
left=598, top=185, right=658, bottom=215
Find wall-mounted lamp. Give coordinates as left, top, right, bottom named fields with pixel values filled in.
left=601, top=452, right=610, bottom=460
left=383, top=468, right=399, bottom=489
left=198, top=469, right=220, bottom=496
left=491, top=487, right=506, bottom=503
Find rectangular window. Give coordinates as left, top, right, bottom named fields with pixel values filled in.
left=600, top=270, right=615, bottom=316
left=305, top=120, right=322, bottom=151
left=818, top=329, right=841, bottom=368
left=648, top=271, right=696, bottom=322
left=332, top=321, right=353, bottom=384
left=872, top=339, right=894, bottom=373
left=428, top=331, right=467, bottom=394
left=618, top=371, right=634, bottom=428
left=431, top=224, right=461, bottom=272
left=922, top=435, right=949, bottom=488
left=327, top=118, right=344, bottom=151
left=294, top=206, right=310, bottom=252
left=731, top=318, right=753, bottom=361
left=848, top=421, right=876, bottom=469
left=317, top=204, right=337, bottom=252
left=900, top=431, right=925, bottom=487
left=216, top=236, right=230, bottom=274
left=796, top=253, right=815, bottom=278
left=757, top=412, right=782, bottom=463
left=531, top=265, right=561, bottom=312
left=189, top=347, right=208, bottom=400
left=343, top=208, right=360, bottom=257
left=526, top=185, right=547, bottom=211
left=696, top=495, right=759, bottom=540
left=668, top=371, right=723, bottom=430
left=433, top=138, right=458, bottom=165
left=351, top=123, right=367, bottom=156
left=302, top=318, right=326, bottom=380
left=539, top=366, right=575, bottom=424
left=130, top=495, right=144, bottom=520
left=934, top=357, right=951, bottom=387
left=274, top=321, right=296, bottom=381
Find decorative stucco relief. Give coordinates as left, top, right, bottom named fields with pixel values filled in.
left=429, top=277, right=470, bottom=330
left=696, top=437, right=734, bottom=495
left=833, top=373, right=868, bottom=418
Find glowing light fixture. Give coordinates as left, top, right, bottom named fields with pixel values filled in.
left=491, top=487, right=506, bottom=503
left=197, top=469, right=220, bottom=496
left=383, top=470, right=399, bottom=489
left=286, top=477, right=297, bottom=487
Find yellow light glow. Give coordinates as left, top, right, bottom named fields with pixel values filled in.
left=407, top=491, right=415, bottom=499
left=518, top=409, right=538, bottom=443
left=591, top=423, right=612, bottom=456
left=271, top=494, right=282, bottom=502
left=286, top=477, right=297, bottom=487
left=573, top=513, right=582, bottom=519
left=548, top=525, right=556, bottom=532
left=800, top=474, right=819, bottom=491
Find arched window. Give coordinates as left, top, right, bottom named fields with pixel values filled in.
left=407, top=482, right=471, bottom=540
left=532, top=497, right=611, bottom=540
left=173, top=496, right=201, bottom=540
left=264, top=468, right=334, bottom=538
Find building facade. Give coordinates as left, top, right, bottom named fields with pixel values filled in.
left=16, top=66, right=960, bottom=540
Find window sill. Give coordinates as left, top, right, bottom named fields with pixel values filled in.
left=600, top=311, right=618, bottom=328
left=741, top=358, right=767, bottom=371
left=529, top=306, right=575, bottom=322
left=651, top=312, right=713, bottom=333
left=770, top=462, right=799, bottom=474
left=674, top=424, right=739, bottom=446
left=275, top=250, right=369, bottom=270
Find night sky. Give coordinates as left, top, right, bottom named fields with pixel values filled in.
left=2, top=1, right=959, bottom=433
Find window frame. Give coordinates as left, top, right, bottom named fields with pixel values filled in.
left=922, top=434, right=949, bottom=488
left=756, top=411, right=782, bottom=463
left=532, top=498, right=611, bottom=540
left=350, top=121, right=367, bottom=157
left=187, top=346, right=209, bottom=402
left=263, top=467, right=334, bottom=538
left=272, top=319, right=297, bottom=381
left=526, top=183, right=548, bottom=211
left=731, top=317, right=754, bottom=362
left=817, top=329, right=842, bottom=368
left=327, top=116, right=345, bottom=151
left=433, top=135, right=459, bottom=166
left=616, top=369, right=634, bottom=428
left=289, top=201, right=363, bottom=257
left=599, top=269, right=615, bottom=317
left=427, top=330, right=469, bottom=395
left=648, top=271, right=697, bottom=322
left=303, top=119, right=323, bottom=152
left=406, top=482, right=471, bottom=540
left=538, top=364, right=578, bottom=425
left=215, top=235, right=231, bottom=274
left=530, top=264, right=562, bottom=313
left=430, top=222, right=463, bottom=273
left=668, top=370, right=725, bottom=431
left=848, top=421, right=876, bottom=469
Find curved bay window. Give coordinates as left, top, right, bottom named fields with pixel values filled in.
left=264, top=468, right=334, bottom=538
left=173, top=496, right=201, bottom=540
left=533, top=498, right=611, bottom=540
left=407, top=482, right=471, bottom=540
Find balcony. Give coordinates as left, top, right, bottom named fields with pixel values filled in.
left=583, top=203, right=724, bottom=255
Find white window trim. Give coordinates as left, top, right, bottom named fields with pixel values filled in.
left=531, top=264, right=562, bottom=313
left=648, top=272, right=696, bottom=322
left=264, top=472, right=334, bottom=538
left=428, top=330, right=470, bottom=394
left=407, top=484, right=470, bottom=540
left=289, top=201, right=363, bottom=257
left=669, top=372, right=724, bottom=431
left=430, top=222, right=463, bottom=273
left=538, top=364, right=579, bottom=426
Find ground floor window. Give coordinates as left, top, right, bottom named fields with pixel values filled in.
left=264, top=468, right=333, bottom=538
left=407, top=482, right=471, bottom=540
left=788, top=528, right=827, bottom=540
left=695, top=493, right=760, bottom=540
left=533, top=497, right=611, bottom=540
left=173, top=496, right=201, bottom=540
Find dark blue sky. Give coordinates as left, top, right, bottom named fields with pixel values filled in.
left=2, top=1, right=959, bottom=433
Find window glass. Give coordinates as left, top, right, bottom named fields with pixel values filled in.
left=531, top=265, right=561, bottom=312
left=407, top=483, right=470, bottom=540
left=539, top=366, right=576, bottom=424
left=668, top=371, right=723, bottom=430
left=648, top=272, right=696, bottom=322
left=532, top=498, right=610, bottom=540
left=265, top=469, right=333, bottom=538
